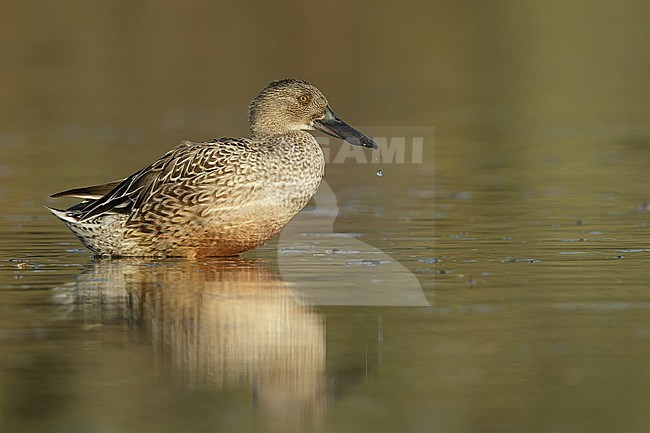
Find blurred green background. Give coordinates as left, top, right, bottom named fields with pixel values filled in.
left=2, top=0, right=647, bottom=153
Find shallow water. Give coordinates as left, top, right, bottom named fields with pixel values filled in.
left=2, top=2, right=650, bottom=432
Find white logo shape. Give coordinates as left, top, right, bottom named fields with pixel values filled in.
left=278, top=181, right=430, bottom=306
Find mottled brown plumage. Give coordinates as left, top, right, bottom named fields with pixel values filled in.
left=48, top=79, right=377, bottom=258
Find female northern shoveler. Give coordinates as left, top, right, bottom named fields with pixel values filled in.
left=48, top=79, right=377, bottom=258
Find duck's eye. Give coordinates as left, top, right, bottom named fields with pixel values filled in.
left=298, top=95, right=310, bottom=104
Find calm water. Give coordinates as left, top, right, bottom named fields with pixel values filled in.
left=1, top=2, right=650, bottom=432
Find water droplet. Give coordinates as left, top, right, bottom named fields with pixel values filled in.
left=376, top=169, right=383, bottom=177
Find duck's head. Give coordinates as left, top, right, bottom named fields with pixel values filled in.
left=248, top=78, right=378, bottom=149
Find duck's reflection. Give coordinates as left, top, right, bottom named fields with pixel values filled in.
left=57, top=258, right=326, bottom=426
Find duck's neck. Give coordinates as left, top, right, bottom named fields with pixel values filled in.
left=252, top=130, right=319, bottom=149
left=258, top=130, right=325, bottom=175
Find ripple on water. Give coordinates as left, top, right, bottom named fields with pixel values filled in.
left=277, top=246, right=317, bottom=255
left=418, top=258, right=439, bottom=264
left=504, top=258, right=542, bottom=263
left=344, top=259, right=392, bottom=267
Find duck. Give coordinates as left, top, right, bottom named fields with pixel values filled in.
left=48, top=78, right=377, bottom=258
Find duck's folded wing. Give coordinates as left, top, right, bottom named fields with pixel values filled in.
left=73, top=139, right=244, bottom=222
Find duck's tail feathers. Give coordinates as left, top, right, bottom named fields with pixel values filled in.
left=50, top=180, right=124, bottom=200
left=45, top=206, right=80, bottom=224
